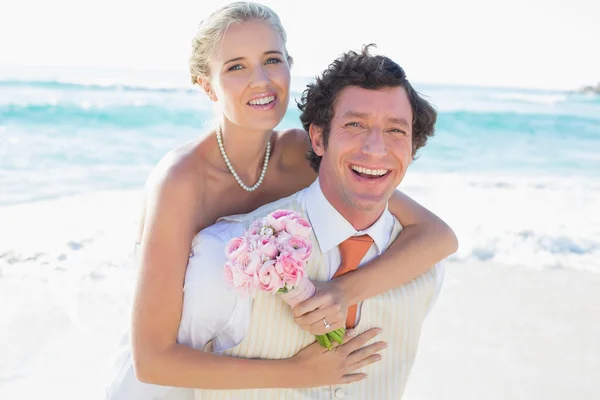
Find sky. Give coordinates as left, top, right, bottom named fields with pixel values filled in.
left=0, top=0, right=598, bottom=90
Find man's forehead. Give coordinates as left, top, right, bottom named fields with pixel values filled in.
left=334, top=86, right=412, bottom=120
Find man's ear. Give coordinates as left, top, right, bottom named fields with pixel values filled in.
left=308, top=124, right=325, bottom=156
left=197, top=78, right=218, bottom=102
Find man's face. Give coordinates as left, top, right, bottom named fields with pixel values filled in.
left=310, top=85, right=413, bottom=227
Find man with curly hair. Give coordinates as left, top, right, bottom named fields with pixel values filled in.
left=176, top=44, right=445, bottom=399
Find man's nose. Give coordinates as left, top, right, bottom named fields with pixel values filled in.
left=362, top=129, right=387, bottom=158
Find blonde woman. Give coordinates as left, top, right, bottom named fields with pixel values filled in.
left=106, top=1, right=457, bottom=398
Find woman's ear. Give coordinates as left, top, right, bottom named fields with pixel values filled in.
left=197, top=78, right=218, bottom=102
left=308, top=124, right=325, bottom=156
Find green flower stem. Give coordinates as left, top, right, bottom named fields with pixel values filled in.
left=315, top=327, right=346, bottom=350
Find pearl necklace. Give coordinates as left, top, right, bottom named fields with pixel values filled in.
left=216, top=126, right=271, bottom=192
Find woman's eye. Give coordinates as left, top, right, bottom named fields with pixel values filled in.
left=228, top=64, right=243, bottom=71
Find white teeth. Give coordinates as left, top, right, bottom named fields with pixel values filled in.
left=248, top=95, right=275, bottom=105
left=351, top=165, right=388, bottom=176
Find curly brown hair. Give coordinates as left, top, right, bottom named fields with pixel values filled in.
left=297, top=44, right=437, bottom=172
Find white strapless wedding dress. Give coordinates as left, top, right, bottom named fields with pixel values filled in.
left=103, top=330, right=194, bottom=400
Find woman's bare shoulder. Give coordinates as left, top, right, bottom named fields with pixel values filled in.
left=135, top=137, right=216, bottom=241
left=276, top=128, right=310, bottom=148
left=275, top=128, right=311, bottom=165
left=273, top=128, right=317, bottom=188
left=144, top=140, right=210, bottom=208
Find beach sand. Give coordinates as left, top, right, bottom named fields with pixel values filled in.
left=1, top=190, right=598, bottom=399
left=0, top=191, right=139, bottom=399
left=404, top=262, right=600, bottom=400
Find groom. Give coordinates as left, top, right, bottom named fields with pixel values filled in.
left=179, top=45, right=444, bottom=399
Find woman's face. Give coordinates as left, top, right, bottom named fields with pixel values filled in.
left=206, top=19, right=291, bottom=132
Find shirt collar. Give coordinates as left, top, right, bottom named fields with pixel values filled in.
left=304, top=178, right=391, bottom=255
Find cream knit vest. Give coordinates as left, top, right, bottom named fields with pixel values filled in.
left=194, top=193, right=440, bottom=399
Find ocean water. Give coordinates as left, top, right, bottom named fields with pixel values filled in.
left=1, top=69, right=599, bottom=275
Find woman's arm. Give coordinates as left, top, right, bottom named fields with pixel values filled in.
left=129, top=155, right=384, bottom=389
left=332, top=189, right=457, bottom=305
left=293, top=189, right=457, bottom=333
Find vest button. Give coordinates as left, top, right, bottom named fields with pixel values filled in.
left=334, top=388, right=346, bottom=398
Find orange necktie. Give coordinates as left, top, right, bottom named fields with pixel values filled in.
left=333, top=234, right=374, bottom=328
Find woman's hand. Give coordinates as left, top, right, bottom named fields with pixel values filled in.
left=289, top=328, right=386, bottom=387
left=293, top=280, right=350, bottom=335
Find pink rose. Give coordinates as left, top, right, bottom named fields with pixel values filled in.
left=245, top=221, right=263, bottom=242
left=284, top=216, right=312, bottom=237
left=224, top=261, right=235, bottom=286
left=224, top=261, right=256, bottom=297
left=282, top=235, right=312, bottom=262
left=225, top=236, right=249, bottom=260
left=235, top=250, right=262, bottom=277
left=254, top=260, right=284, bottom=293
left=256, top=236, right=278, bottom=259
left=275, top=252, right=306, bottom=287
left=266, top=210, right=300, bottom=232
left=275, top=231, right=292, bottom=249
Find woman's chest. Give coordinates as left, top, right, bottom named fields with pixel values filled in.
left=200, top=170, right=314, bottom=226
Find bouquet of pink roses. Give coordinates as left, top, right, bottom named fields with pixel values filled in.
left=223, top=209, right=345, bottom=350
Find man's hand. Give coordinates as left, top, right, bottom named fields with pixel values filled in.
left=293, top=280, right=350, bottom=335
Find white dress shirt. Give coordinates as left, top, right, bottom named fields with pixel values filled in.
left=176, top=179, right=444, bottom=353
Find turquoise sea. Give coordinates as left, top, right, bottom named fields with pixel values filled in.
left=1, top=68, right=599, bottom=272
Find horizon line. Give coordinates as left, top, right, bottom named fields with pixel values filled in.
left=0, top=63, right=594, bottom=93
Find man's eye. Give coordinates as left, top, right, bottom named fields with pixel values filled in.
left=265, top=58, right=282, bottom=65
left=346, top=122, right=362, bottom=127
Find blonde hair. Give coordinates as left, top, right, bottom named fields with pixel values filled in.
left=189, top=2, right=292, bottom=85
